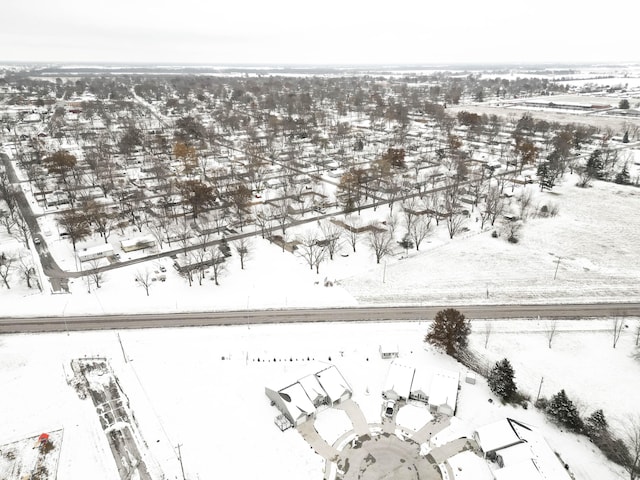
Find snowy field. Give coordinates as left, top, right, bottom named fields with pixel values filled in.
left=0, top=319, right=636, bottom=480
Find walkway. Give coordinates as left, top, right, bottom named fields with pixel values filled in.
left=411, top=414, right=451, bottom=444
left=297, top=419, right=341, bottom=462
left=336, top=399, right=370, bottom=437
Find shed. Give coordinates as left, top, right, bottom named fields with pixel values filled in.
left=379, top=344, right=399, bottom=359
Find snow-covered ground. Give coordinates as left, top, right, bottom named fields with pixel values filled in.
left=0, top=319, right=636, bottom=480
left=3, top=172, right=640, bottom=317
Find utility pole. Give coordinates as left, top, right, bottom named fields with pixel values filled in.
left=176, top=443, right=186, bottom=480
left=536, top=377, right=544, bottom=402
left=117, top=333, right=127, bottom=363
left=553, top=257, right=560, bottom=280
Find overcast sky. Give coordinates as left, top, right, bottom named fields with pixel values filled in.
left=2, top=0, right=638, bottom=65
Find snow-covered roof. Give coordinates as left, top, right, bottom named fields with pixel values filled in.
left=475, top=418, right=524, bottom=454
left=411, top=367, right=430, bottom=395
left=383, top=362, right=415, bottom=399
left=493, top=460, right=543, bottom=480
left=428, top=370, right=459, bottom=412
left=121, top=235, right=156, bottom=249
left=315, top=365, right=351, bottom=403
left=510, top=423, right=572, bottom=480
left=447, top=451, right=494, bottom=480
left=278, top=382, right=316, bottom=424
left=497, top=441, right=534, bottom=466
left=77, top=243, right=114, bottom=259
left=298, top=374, right=327, bottom=404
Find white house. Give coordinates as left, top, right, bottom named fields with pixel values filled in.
left=265, top=363, right=351, bottom=426
left=474, top=418, right=572, bottom=480
left=428, top=370, right=459, bottom=416
left=382, top=362, right=415, bottom=401
left=315, top=365, right=352, bottom=405
left=77, top=243, right=114, bottom=262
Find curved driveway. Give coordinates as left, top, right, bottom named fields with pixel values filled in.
left=1, top=302, right=639, bottom=334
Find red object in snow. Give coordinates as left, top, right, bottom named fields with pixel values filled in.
left=38, top=433, right=49, bottom=443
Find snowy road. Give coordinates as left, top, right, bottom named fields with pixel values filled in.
left=1, top=302, right=639, bottom=333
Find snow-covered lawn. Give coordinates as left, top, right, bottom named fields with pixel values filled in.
left=0, top=319, right=636, bottom=480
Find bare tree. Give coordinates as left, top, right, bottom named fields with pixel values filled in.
left=546, top=320, right=558, bottom=348
left=0, top=211, right=16, bottom=234
left=635, top=320, right=640, bottom=347
left=483, top=185, right=505, bottom=228
left=368, top=229, right=393, bottom=264
left=345, top=216, right=361, bottom=253
left=613, top=317, right=624, bottom=348
left=409, top=215, right=432, bottom=251
left=88, top=260, right=104, bottom=289
left=517, top=187, right=534, bottom=221
left=210, top=249, right=226, bottom=285
left=11, top=211, right=30, bottom=248
left=297, top=233, right=327, bottom=273
left=0, top=252, right=15, bottom=289
left=320, top=222, right=342, bottom=260
left=18, top=254, right=39, bottom=290
left=623, top=418, right=640, bottom=480
left=134, top=269, right=153, bottom=296
left=233, top=238, right=251, bottom=270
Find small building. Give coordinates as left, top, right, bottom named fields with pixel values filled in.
left=379, top=344, right=399, bottom=359
left=77, top=243, right=114, bottom=262
left=121, top=235, right=156, bottom=253
left=382, top=362, right=415, bottom=401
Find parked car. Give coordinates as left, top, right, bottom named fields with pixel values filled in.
left=384, top=399, right=396, bottom=418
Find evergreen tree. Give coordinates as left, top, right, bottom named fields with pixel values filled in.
left=488, top=358, right=517, bottom=401
left=537, top=162, right=556, bottom=191
left=585, top=409, right=609, bottom=440
left=623, top=131, right=630, bottom=143
left=424, top=308, right=471, bottom=356
left=586, top=149, right=604, bottom=179
left=546, top=389, right=584, bottom=432
left=615, top=163, right=630, bottom=185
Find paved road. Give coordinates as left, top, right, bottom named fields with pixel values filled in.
left=1, top=303, right=639, bottom=334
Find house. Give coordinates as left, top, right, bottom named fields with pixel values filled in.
left=77, top=243, right=114, bottom=262
left=266, top=382, right=316, bottom=427
left=265, top=363, right=351, bottom=427
left=382, top=362, right=415, bottom=401
left=475, top=417, right=573, bottom=480
left=121, top=235, right=156, bottom=253
left=474, top=418, right=526, bottom=459
left=379, top=344, right=399, bottom=359
left=315, top=365, right=352, bottom=405
left=427, top=370, right=459, bottom=415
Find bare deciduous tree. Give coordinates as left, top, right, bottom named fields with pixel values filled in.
left=0, top=252, right=14, bottom=289
left=297, top=233, right=327, bottom=274
left=88, top=260, right=104, bottom=289
left=210, top=249, right=226, bottom=285
left=320, top=222, right=342, bottom=260
left=518, top=187, right=534, bottom=221
left=233, top=238, right=251, bottom=270
left=134, top=269, right=153, bottom=296
left=409, top=215, right=431, bottom=251
left=368, top=229, right=393, bottom=264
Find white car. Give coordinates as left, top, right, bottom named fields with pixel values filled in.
left=384, top=399, right=396, bottom=418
